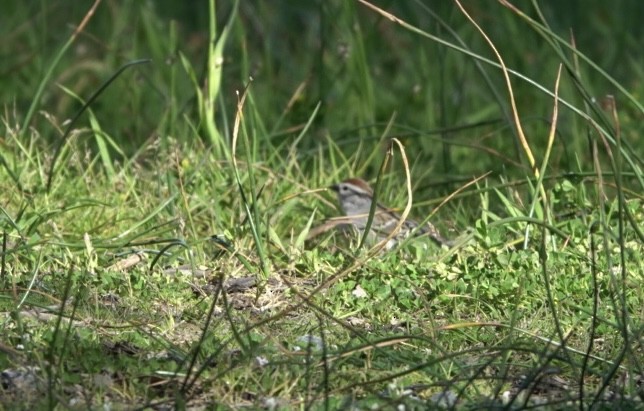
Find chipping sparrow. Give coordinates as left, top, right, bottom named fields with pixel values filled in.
left=330, top=178, right=453, bottom=249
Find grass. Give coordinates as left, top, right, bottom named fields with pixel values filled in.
left=1, top=0, right=643, bottom=409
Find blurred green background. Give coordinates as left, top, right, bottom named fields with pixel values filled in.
left=2, top=0, right=643, bottom=182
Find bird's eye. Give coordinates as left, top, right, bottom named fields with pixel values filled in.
left=341, top=186, right=348, bottom=192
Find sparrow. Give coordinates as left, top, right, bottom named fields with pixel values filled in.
left=330, top=178, right=453, bottom=249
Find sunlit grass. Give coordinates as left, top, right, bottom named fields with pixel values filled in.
left=1, top=1, right=642, bottom=409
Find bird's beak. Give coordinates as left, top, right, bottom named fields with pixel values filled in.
left=329, top=184, right=339, bottom=192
